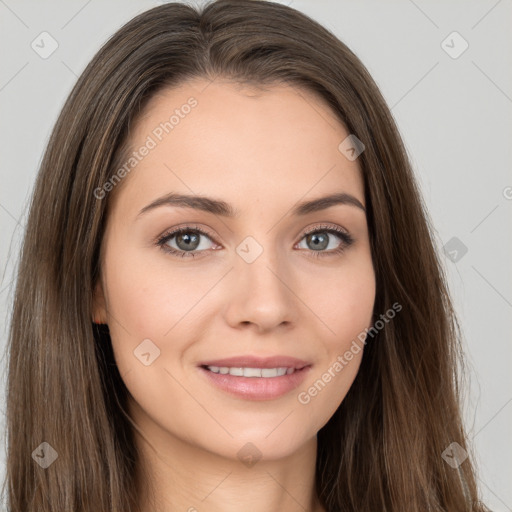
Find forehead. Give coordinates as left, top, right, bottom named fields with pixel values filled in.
left=112, top=78, right=365, bottom=215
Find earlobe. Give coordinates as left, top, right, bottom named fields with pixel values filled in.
left=92, top=279, right=108, bottom=325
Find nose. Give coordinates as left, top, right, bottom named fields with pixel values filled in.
left=222, top=245, right=300, bottom=334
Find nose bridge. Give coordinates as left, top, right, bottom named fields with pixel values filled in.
left=224, top=232, right=298, bottom=330
left=236, top=231, right=287, bottom=296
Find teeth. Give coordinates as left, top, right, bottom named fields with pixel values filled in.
left=206, top=366, right=295, bottom=377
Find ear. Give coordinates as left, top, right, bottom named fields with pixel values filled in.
left=92, top=279, right=108, bottom=324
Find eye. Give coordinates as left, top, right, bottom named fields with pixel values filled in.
left=296, top=224, right=354, bottom=258
left=156, top=225, right=218, bottom=258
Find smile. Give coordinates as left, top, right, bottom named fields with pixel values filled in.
left=205, top=366, right=296, bottom=377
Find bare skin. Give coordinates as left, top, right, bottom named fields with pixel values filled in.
left=94, top=78, right=376, bottom=512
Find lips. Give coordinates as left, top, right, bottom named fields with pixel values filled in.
left=196, top=355, right=313, bottom=400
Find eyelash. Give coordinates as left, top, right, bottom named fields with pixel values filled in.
left=155, top=223, right=355, bottom=259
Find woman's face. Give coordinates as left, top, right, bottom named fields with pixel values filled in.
left=94, top=78, right=376, bottom=460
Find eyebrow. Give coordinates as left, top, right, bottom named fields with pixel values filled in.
left=137, top=191, right=366, bottom=218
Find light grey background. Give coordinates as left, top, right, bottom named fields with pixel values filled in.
left=1, top=0, right=511, bottom=510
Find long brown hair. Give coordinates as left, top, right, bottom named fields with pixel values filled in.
left=2, top=1, right=489, bottom=510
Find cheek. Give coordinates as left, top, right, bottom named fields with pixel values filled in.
left=302, top=253, right=376, bottom=348
left=100, top=242, right=185, bottom=378
left=293, top=255, right=375, bottom=424
left=102, top=242, right=212, bottom=338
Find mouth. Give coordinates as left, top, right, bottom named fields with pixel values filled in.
left=197, top=360, right=312, bottom=401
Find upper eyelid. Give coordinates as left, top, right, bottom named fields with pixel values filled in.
left=301, top=224, right=350, bottom=237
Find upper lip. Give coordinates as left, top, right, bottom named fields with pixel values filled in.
left=198, top=355, right=311, bottom=369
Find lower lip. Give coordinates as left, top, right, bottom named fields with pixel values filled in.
left=198, top=365, right=312, bottom=401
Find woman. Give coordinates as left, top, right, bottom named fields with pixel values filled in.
left=2, top=0, right=490, bottom=510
